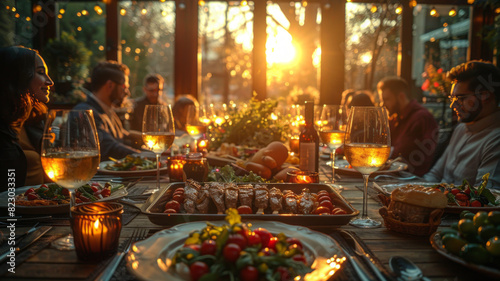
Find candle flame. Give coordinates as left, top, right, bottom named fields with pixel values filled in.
left=93, top=219, right=100, bottom=229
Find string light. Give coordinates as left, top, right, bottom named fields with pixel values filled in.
left=81, top=10, right=88, bottom=16
left=34, top=5, right=42, bottom=13
left=77, top=12, right=82, bottom=17
left=141, top=8, right=147, bottom=15
left=302, top=1, right=308, bottom=7
left=161, top=10, right=167, bottom=16
left=12, top=7, right=16, bottom=12
left=26, top=16, right=31, bottom=21
left=370, top=5, right=377, bottom=13
left=77, top=26, right=82, bottom=31
left=430, top=7, right=438, bottom=17
left=120, top=8, right=127, bottom=16
left=409, top=0, right=417, bottom=8
left=198, top=0, right=205, bottom=6
left=395, top=6, right=402, bottom=15
left=59, top=8, right=65, bottom=14
left=495, top=7, right=500, bottom=14
left=57, top=14, right=63, bottom=19
left=241, top=1, right=248, bottom=6
left=448, top=7, right=457, bottom=17
left=94, top=5, right=103, bottom=15
left=467, top=0, right=474, bottom=4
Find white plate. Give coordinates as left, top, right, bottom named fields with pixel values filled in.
left=377, top=182, right=500, bottom=213
left=0, top=183, right=128, bottom=215
left=334, top=159, right=408, bottom=176
left=126, top=220, right=345, bottom=281
left=98, top=160, right=168, bottom=177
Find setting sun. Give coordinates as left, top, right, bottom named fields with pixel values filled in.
left=266, top=28, right=297, bottom=65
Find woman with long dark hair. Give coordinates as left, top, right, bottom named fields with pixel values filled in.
left=0, top=46, right=53, bottom=191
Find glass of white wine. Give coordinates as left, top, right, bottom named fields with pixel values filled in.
left=319, top=105, right=347, bottom=182
left=41, top=110, right=100, bottom=249
left=344, top=106, right=391, bottom=228
left=185, top=104, right=208, bottom=152
left=142, top=105, right=175, bottom=192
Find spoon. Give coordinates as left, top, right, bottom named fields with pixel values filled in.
left=389, top=256, right=431, bottom=281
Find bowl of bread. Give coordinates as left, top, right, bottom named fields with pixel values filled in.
left=378, top=184, right=448, bottom=236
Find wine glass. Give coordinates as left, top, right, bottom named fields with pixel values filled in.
left=344, top=106, right=391, bottom=228
left=185, top=104, right=208, bottom=152
left=41, top=109, right=100, bottom=249
left=319, top=105, right=347, bottom=182
left=142, top=105, right=175, bottom=192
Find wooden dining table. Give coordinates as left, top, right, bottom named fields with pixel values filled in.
left=0, top=162, right=489, bottom=281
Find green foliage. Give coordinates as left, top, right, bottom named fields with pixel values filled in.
left=42, top=32, right=92, bottom=82
left=209, top=96, right=289, bottom=149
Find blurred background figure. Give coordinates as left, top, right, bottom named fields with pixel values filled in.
left=130, top=73, right=165, bottom=131
left=0, top=46, right=53, bottom=190
left=377, top=76, right=438, bottom=176
left=346, top=90, right=375, bottom=108
left=172, top=95, right=199, bottom=136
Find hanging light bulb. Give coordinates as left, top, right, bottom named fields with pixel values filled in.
left=495, top=7, right=500, bottom=14
left=448, top=7, right=457, bottom=17
left=395, top=6, right=402, bottom=15
left=467, top=0, right=475, bottom=4
left=141, top=8, right=147, bottom=15
left=409, top=0, right=417, bottom=8
left=94, top=5, right=103, bottom=15
left=120, top=8, right=126, bottom=16
left=302, top=1, right=308, bottom=7
left=370, top=5, right=377, bottom=13
left=430, top=7, right=438, bottom=17
left=198, top=0, right=205, bottom=6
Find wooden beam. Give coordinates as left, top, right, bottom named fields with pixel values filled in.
left=252, top=0, right=266, bottom=100
left=320, top=1, right=345, bottom=105
left=398, top=0, right=413, bottom=85
left=31, top=0, right=57, bottom=51
left=174, top=0, right=199, bottom=99
left=105, top=0, right=120, bottom=62
left=468, top=5, right=494, bottom=62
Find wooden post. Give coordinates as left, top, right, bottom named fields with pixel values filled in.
left=252, top=0, right=266, bottom=100
left=398, top=0, right=413, bottom=86
left=320, top=1, right=344, bottom=105
left=468, top=5, right=494, bottom=62
left=105, top=0, right=120, bottom=62
left=31, top=0, right=57, bottom=52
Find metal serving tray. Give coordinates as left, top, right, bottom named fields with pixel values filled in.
left=140, top=183, right=359, bottom=227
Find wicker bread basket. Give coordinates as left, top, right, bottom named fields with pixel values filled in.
left=378, top=194, right=444, bottom=236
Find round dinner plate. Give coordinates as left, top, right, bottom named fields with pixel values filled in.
left=334, top=159, right=408, bottom=176
left=430, top=232, right=500, bottom=278
left=126, top=220, right=345, bottom=281
left=379, top=182, right=500, bottom=214
left=98, top=160, right=168, bottom=176
left=0, top=183, right=128, bottom=215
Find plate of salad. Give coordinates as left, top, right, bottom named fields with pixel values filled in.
left=1, top=182, right=127, bottom=214
left=126, top=209, right=345, bottom=281
left=98, top=155, right=168, bottom=176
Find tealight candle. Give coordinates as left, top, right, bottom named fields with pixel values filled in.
left=71, top=202, right=123, bottom=261
left=168, top=155, right=186, bottom=182
left=286, top=170, right=319, bottom=184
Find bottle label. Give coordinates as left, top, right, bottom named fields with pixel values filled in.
left=299, top=142, right=317, bottom=171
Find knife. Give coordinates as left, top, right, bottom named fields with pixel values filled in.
left=0, top=226, right=52, bottom=263
left=340, top=230, right=395, bottom=281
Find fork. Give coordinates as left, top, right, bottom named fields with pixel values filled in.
left=96, top=228, right=149, bottom=281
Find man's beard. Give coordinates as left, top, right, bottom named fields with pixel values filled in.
left=110, top=87, right=124, bottom=107
left=456, top=101, right=482, bottom=123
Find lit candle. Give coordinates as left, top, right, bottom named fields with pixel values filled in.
left=286, top=171, right=319, bottom=184
left=168, top=155, right=185, bottom=182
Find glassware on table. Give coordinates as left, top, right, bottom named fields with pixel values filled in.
left=41, top=109, right=100, bottom=250
left=185, top=105, right=208, bottom=152
left=142, top=105, right=175, bottom=192
left=344, top=106, right=391, bottom=228
left=319, top=105, right=347, bottom=181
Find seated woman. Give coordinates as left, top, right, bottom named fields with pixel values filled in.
left=0, top=46, right=53, bottom=191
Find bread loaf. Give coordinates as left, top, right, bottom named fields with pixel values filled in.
left=388, top=184, right=447, bottom=223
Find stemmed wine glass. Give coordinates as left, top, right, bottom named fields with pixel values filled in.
left=319, top=105, right=347, bottom=182
left=344, top=106, right=391, bottom=228
left=41, top=110, right=100, bottom=249
left=185, top=105, right=208, bottom=152
left=142, top=105, right=175, bottom=192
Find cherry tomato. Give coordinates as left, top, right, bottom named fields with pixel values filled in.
left=316, top=190, right=329, bottom=197
left=227, top=233, right=247, bottom=250
left=240, top=265, right=259, bottom=281
left=317, top=195, right=331, bottom=202
left=174, top=188, right=185, bottom=193
left=24, top=188, right=35, bottom=196
left=163, top=208, right=177, bottom=213
left=100, top=189, right=111, bottom=197
left=450, top=188, right=461, bottom=195
left=267, top=236, right=278, bottom=250
left=27, top=193, right=39, bottom=200
left=173, top=190, right=185, bottom=197
left=314, top=206, right=331, bottom=215
left=292, top=254, right=307, bottom=264
left=200, top=239, right=217, bottom=256
left=189, top=261, right=209, bottom=281
left=90, top=185, right=99, bottom=193
left=319, top=200, right=334, bottom=210
left=164, top=200, right=181, bottom=212
left=246, top=232, right=261, bottom=248
left=463, top=185, right=471, bottom=195
left=254, top=228, right=272, bottom=248
left=173, top=194, right=184, bottom=203
left=286, top=238, right=303, bottom=250
left=223, top=243, right=241, bottom=262
left=237, top=205, right=253, bottom=214
left=470, top=200, right=483, bottom=207
left=455, top=192, right=470, bottom=201
left=457, top=199, right=470, bottom=207
left=331, top=207, right=347, bottom=215
left=276, top=266, right=290, bottom=281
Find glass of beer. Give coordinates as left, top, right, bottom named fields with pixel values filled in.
left=142, top=105, right=175, bottom=192
left=41, top=109, right=101, bottom=249
left=185, top=105, right=208, bottom=152
left=319, top=105, right=347, bottom=181
left=344, top=106, right=391, bottom=228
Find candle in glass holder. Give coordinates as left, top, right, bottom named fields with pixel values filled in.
left=197, top=137, right=208, bottom=154
left=183, top=152, right=209, bottom=182
left=286, top=170, right=319, bottom=184
left=71, top=202, right=123, bottom=261
left=168, top=155, right=185, bottom=182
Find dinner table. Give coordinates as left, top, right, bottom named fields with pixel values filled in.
left=0, top=159, right=490, bottom=281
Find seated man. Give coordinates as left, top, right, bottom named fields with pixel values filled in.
left=424, top=61, right=500, bottom=189
left=74, top=61, right=141, bottom=160
left=129, top=73, right=165, bottom=131
left=377, top=76, right=439, bottom=176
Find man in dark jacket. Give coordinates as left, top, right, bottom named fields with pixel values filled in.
left=377, top=76, right=439, bottom=176
left=129, top=74, right=165, bottom=131
left=74, top=61, right=141, bottom=160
